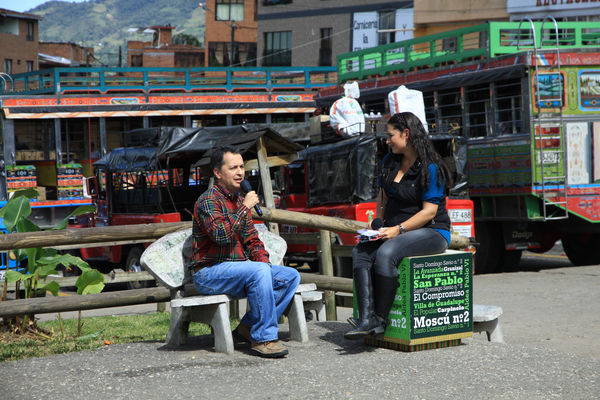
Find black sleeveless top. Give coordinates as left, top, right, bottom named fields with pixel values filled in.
left=379, top=153, right=451, bottom=231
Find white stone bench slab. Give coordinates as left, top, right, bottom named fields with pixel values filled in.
left=473, top=304, right=504, bottom=343
left=140, top=228, right=311, bottom=354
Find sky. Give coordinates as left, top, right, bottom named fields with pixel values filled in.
left=0, top=0, right=87, bottom=13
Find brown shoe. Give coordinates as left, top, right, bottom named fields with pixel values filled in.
left=250, top=341, right=288, bottom=358
left=233, top=322, right=252, bottom=344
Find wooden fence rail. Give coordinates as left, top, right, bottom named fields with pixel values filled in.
left=0, top=272, right=352, bottom=318
left=0, top=207, right=468, bottom=320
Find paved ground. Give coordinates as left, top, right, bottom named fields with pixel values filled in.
left=2, top=257, right=599, bottom=399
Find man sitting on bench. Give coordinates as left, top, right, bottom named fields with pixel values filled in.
left=190, top=145, right=300, bottom=358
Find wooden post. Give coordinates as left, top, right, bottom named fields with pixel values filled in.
left=256, top=137, right=279, bottom=234
left=229, top=299, right=239, bottom=319
left=318, top=229, right=336, bottom=321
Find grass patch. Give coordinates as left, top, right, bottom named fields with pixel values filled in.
left=1, top=312, right=239, bottom=362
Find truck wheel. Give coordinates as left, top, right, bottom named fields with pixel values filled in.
left=499, top=249, right=522, bottom=272
left=562, top=234, right=600, bottom=266
left=125, top=247, right=149, bottom=290
left=474, top=222, right=503, bottom=274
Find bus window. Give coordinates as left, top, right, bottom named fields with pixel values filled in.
left=465, top=84, right=490, bottom=138
left=437, top=88, right=462, bottom=137
left=495, top=79, right=522, bottom=135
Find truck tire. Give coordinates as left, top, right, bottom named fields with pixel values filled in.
left=562, top=234, right=600, bottom=266
left=498, top=249, right=522, bottom=272
left=474, top=222, right=503, bottom=274
left=125, top=247, right=149, bottom=290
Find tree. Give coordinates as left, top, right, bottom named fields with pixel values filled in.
left=172, top=33, right=201, bottom=47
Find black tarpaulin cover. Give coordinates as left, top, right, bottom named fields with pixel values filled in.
left=95, top=125, right=302, bottom=172
left=93, top=147, right=157, bottom=172
left=303, top=135, right=379, bottom=206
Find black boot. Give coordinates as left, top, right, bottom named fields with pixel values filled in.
left=373, top=273, right=400, bottom=329
left=344, top=268, right=385, bottom=340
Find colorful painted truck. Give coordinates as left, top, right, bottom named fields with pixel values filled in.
left=317, top=18, right=600, bottom=272
left=316, top=19, right=600, bottom=272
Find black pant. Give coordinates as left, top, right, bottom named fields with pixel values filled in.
left=352, top=228, right=448, bottom=277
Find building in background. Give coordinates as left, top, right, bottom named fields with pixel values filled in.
left=0, top=8, right=40, bottom=74
left=257, top=1, right=413, bottom=67
left=413, top=0, right=508, bottom=37
left=126, top=25, right=204, bottom=68
left=414, top=0, right=600, bottom=39
left=506, top=0, right=600, bottom=22
left=202, top=0, right=258, bottom=67
left=39, top=42, right=95, bottom=69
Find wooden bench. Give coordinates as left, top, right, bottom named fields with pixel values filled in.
left=140, top=227, right=315, bottom=354
left=473, top=304, right=504, bottom=343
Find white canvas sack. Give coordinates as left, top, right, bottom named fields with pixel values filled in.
left=388, top=85, right=428, bottom=132
left=329, top=82, right=365, bottom=137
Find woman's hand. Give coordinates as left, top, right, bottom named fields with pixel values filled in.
left=378, top=225, right=401, bottom=240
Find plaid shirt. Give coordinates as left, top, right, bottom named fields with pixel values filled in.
left=190, top=183, right=269, bottom=269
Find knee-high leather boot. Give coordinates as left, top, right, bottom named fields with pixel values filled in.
left=373, top=273, right=400, bottom=329
left=344, top=268, right=385, bottom=340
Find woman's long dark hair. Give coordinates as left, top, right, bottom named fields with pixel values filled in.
left=387, top=112, right=453, bottom=190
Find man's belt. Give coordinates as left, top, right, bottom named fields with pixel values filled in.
left=191, top=264, right=205, bottom=274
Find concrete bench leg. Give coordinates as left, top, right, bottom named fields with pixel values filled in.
left=167, top=306, right=191, bottom=347
left=475, top=319, right=504, bottom=343
left=287, top=293, right=309, bottom=343
left=192, top=303, right=234, bottom=354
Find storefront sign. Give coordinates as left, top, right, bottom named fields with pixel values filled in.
left=352, top=11, right=379, bottom=51
left=394, top=8, right=414, bottom=42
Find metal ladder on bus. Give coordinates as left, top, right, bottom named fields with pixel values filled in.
left=518, top=17, right=569, bottom=220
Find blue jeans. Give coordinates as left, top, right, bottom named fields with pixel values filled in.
left=193, top=261, right=300, bottom=343
left=353, top=227, right=448, bottom=277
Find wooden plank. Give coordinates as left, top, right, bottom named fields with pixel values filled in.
left=256, top=136, right=279, bottom=234
left=244, top=153, right=298, bottom=170
left=0, top=221, right=189, bottom=251
left=0, top=287, right=171, bottom=318
left=319, top=229, right=336, bottom=321
left=4, top=271, right=155, bottom=291
left=279, top=232, right=320, bottom=245
left=0, top=273, right=345, bottom=318
left=0, top=208, right=470, bottom=252
left=50, top=239, right=151, bottom=250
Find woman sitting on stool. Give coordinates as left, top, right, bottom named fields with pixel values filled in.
left=345, top=112, right=453, bottom=340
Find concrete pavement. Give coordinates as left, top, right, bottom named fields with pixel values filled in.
left=2, top=262, right=599, bottom=399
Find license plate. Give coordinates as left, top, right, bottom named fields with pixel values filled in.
left=448, top=209, right=472, bottom=223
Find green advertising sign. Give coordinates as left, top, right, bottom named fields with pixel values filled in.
left=384, top=251, right=473, bottom=345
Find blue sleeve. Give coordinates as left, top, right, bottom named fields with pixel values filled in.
left=422, top=163, right=445, bottom=204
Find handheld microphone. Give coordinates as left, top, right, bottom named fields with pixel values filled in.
left=371, top=217, right=384, bottom=230
left=240, top=180, right=263, bottom=216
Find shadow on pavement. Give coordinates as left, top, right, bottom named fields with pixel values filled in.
left=313, top=321, right=379, bottom=355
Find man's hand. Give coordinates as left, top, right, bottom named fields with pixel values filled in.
left=243, top=191, right=260, bottom=210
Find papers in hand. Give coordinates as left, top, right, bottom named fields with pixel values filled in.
left=356, top=229, right=382, bottom=243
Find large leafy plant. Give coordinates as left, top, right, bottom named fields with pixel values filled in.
left=1, top=188, right=104, bottom=299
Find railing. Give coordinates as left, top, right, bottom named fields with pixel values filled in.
left=0, top=208, right=471, bottom=320
left=0, top=66, right=338, bottom=96
left=337, top=21, right=600, bottom=82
